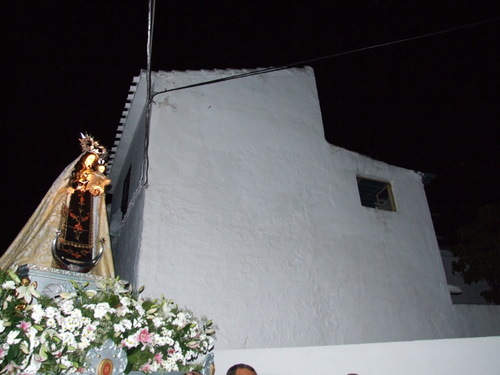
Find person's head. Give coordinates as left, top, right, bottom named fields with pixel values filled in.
left=83, top=153, right=98, bottom=168
left=226, top=363, right=257, bottom=375
left=97, top=164, right=106, bottom=174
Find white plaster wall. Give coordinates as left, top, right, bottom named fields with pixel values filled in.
left=111, top=188, right=144, bottom=287
left=213, top=336, right=500, bottom=375
left=108, top=73, right=148, bottom=286
left=138, top=68, right=458, bottom=349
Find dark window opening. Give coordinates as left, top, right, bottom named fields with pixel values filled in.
left=357, top=177, right=396, bottom=212
left=121, top=166, right=131, bottom=218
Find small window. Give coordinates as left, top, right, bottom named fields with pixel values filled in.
left=357, top=177, right=396, bottom=211
left=121, top=166, right=132, bottom=218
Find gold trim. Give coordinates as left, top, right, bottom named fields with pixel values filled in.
left=97, top=358, right=114, bottom=375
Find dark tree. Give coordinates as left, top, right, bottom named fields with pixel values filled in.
left=452, top=204, right=500, bottom=303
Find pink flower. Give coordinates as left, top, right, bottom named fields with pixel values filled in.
left=137, top=328, right=152, bottom=345
left=17, top=321, right=31, bottom=333
left=0, top=361, right=20, bottom=374
left=154, top=353, right=162, bottom=363
left=140, top=363, right=153, bottom=373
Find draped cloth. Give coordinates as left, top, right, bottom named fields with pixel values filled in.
left=0, top=154, right=115, bottom=277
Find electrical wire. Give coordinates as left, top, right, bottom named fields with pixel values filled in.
left=138, top=14, right=497, bottom=185
left=143, top=0, right=156, bottom=188
left=151, top=16, right=499, bottom=99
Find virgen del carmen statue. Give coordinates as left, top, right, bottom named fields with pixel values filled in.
left=1, top=133, right=114, bottom=277
left=0, top=134, right=216, bottom=375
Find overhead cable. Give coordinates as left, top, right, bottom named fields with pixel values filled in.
left=143, top=0, right=156, bottom=188
left=152, top=16, right=499, bottom=99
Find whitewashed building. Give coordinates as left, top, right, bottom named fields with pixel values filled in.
left=107, top=67, right=500, bottom=351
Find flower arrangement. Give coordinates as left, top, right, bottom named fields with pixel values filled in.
left=0, top=266, right=215, bottom=374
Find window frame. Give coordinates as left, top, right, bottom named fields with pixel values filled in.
left=356, top=176, right=397, bottom=212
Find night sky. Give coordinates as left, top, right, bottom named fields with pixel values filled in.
left=3, top=1, right=499, bottom=254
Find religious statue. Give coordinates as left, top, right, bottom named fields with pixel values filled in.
left=0, top=134, right=114, bottom=277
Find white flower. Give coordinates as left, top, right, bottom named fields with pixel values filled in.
left=81, top=322, right=98, bottom=343
left=30, top=304, right=45, bottom=324
left=120, top=296, right=131, bottom=307
left=83, top=303, right=96, bottom=311
left=172, top=312, right=188, bottom=328
left=114, top=323, right=126, bottom=333
left=46, top=317, right=57, bottom=328
left=153, top=334, right=174, bottom=347
left=152, top=316, right=164, bottom=328
left=94, top=302, right=114, bottom=319
left=58, top=331, right=77, bottom=349
left=122, top=334, right=139, bottom=348
left=60, top=299, right=75, bottom=314
left=115, top=304, right=131, bottom=317
left=160, top=299, right=175, bottom=317
left=25, top=326, right=40, bottom=349
left=77, top=336, right=92, bottom=350
left=160, top=327, right=174, bottom=338
left=163, top=357, right=178, bottom=372
left=2, top=280, right=16, bottom=289
left=61, top=309, right=83, bottom=332
left=21, top=353, right=42, bottom=374
left=184, top=349, right=197, bottom=361
left=45, top=306, right=60, bottom=318
left=132, top=317, right=145, bottom=328
left=15, top=284, right=40, bottom=303
left=7, top=330, right=21, bottom=345
left=80, top=316, right=91, bottom=327
left=134, top=302, right=145, bottom=317
left=111, top=280, right=129, bottom=294
left=58, top=355, right=75, bottom=372
left=0, top=319, right=6, bottom=333
left=95, top=279, right=106, bottom=289
left=0, top=345, right=8, bottom=358
left=121, top=319, right=132, bottom=330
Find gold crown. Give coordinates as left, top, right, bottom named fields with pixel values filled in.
left=79, top=133, right=108, bottom=162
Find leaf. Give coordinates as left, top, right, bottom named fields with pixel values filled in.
left=39, top=344, right=48, bottom=361
left=7, top=343, right=19, bottom=363
left=20, top=341, right=30, bottom=354
left=7, top=267, right=21, bottom=283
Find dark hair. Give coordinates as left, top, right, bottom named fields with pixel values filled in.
left=226, top=363, right=257, bottom=375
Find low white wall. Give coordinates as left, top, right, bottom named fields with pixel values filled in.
left=453, top=305, right=500, bottom=337
left=213, top=336, right=500, bottom=375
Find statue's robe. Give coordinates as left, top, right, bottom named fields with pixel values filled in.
left=0, top=154, right=114, bottom=277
